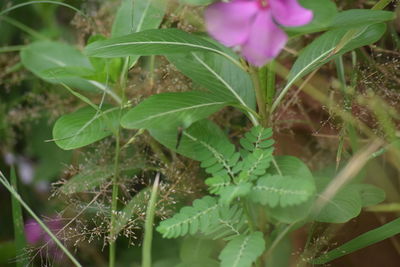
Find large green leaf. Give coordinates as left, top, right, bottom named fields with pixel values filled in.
left=111, top=0, right=167, bottom=66
left=20, top=41, right=99, bottom=91
left=289, top=23, right=386, bottom=86
left=53, top=106, right=121, bottom=150
left=85, top=29, right=239, bottom=67
left=266, top=156, right=316, bottom=223
left=167, top=50, right=256, bottom=112
left=219, top=231, right=265, bottom=267
left=251, top=175, right=315, bottom=208
left=315, top=185, right=362, bottom=223
left=331, top=9, right=394, bottom=29
left=121, top=91, right=227, bottom=130
left=313, top=217, right=400, bottom=264
left=150, top=119, right=231, bottom=160
left=273, top=23, right=386, bottom=111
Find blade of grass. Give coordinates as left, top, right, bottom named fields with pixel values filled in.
left=0, top=171, right=82, bottom=267
left=313, top=217, right=400, bottom=264
left=142, top=173, right=160, bottom=267
left=10, top=167, right=28, bottom=267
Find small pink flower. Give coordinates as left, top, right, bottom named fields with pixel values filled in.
left=205, top=0, right=313, bottom=66
left=24, top=217, right=64, bottom=259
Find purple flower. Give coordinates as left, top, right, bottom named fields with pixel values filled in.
left=24, top=217, right=64, bottom=259
left=205, top=0, right=313, bottom=66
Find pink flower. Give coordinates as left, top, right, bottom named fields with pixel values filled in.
left=205, top=0, right=313, bottom=66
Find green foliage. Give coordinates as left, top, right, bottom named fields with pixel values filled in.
left=251, top=175, right=315, bottom=208
left=314, top=178, right=386, bottom=223
left=85, top=29, right=222, bottom=58
left=156, top=196, right=221, bottom=238
left=219, top=231, right=265, bottom=267
left=20, top=41, right=98, bottom=91
left=121, top=91, right=227, bottom=130
left=52, top=106, right=121, bottom=150
left=313, top=217, right=400, bottom=264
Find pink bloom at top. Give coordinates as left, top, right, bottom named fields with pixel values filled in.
left=205, top=0, right=313, bottom=66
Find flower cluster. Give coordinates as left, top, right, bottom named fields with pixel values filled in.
left=205, top=0, right=313, bottom=66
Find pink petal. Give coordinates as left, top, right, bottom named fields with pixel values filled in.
left=241, top=10, right=288, bottom=66
left=25, top=219, right=43, bottom=244
left=270, top=0, right=313, bottom=27
left=204, top=0, right=259, bottom=47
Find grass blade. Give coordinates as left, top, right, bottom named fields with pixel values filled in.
left=313, top=217, right=400, bottom=264
left=10, top=167, right=28, bottom=267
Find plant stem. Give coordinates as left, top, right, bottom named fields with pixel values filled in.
left=109, top=131, right=121, bottom=267
left=0, top=45, right=25, bottom=53
left=250, top=66, right=267, bottom=126
left=142, top=174, right=160, bottom=267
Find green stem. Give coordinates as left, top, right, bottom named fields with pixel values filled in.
left=109, top=131, right=121, bottom=267
left=250, top=66, right=267, bottom=126
left=0, top=45, right=25, bottom=53
left=142, top=174, right=160, bottom=267
left=0, top=172, right=82, bottom=267
left=266, top=61, right=276, bottom=111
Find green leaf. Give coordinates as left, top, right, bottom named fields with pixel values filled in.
left=121, top=91, right=227, bottom=130
left=351, top=184, right=386, bottom=207
left=202, top=205, right=248, bottom=240
left=313, top=217, right=400, bottom=264
left=52, top=106, right=121, bottom=150
left=167, top=50, right=256, bottom=112
left=219, top=183, right=252, bottom=206
left=288, top=23, right=386, bottom=87
left=205, top=175, right=231, bottom=194
left=286, top=0, right=337, bottom=35
left=111, top=0, right=167, bottom=66
left=156, top=196, right=220, bottom=238
left=20, top=41, right=99, bottom=91
left=251, top=175, right=315, bottom=208
left=176, top=259, right=219, bottom=267
left=86, top=28, right=221, bottom=57
left=274, top=23, right=387, bottom=112
left=219, top=231, right=265, bottom=267
left=85, top=28, right=242, bottom=70
left=314, top=178, right=362, bottom=223
left=266, top=156, right=316, bottom=223
left=10, top=167, right=28, bottom=267
left=331, top=9, right=394, bottom=29
left=150, top=119, right=231, bottom=160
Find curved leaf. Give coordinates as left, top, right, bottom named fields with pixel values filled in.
left=20, top=41, right=99, bottom=91
left=53, top=106, right=121, bottom=150
left=121, top=91, right=227, bottom=130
